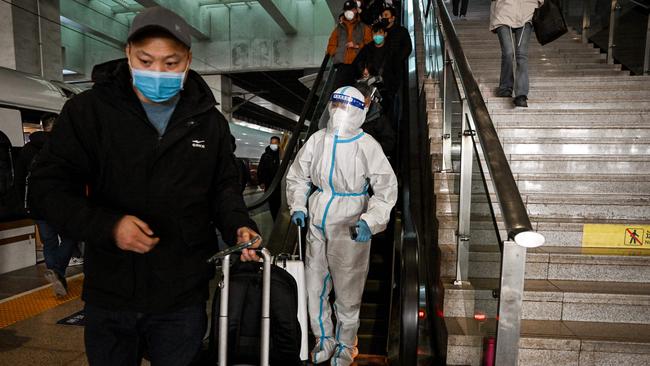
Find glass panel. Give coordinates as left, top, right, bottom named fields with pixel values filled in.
left=588, top=0, right=615, bottom=44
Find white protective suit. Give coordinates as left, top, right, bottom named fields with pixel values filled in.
left=286, top=87, right=398, bottom=365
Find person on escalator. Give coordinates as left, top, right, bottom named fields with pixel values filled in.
left=352, top=22, right=400, bottom=131
left=286, top=86, right=398, bottom=366
left=327, top=1, right=372, bottom=90
left=257, top=135, right=282, bottom=220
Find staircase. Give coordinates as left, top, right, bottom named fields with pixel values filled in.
left=428, top=1, right=650, bottom=364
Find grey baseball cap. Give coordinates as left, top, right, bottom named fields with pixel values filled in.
left=128, top=7, right=192, bottom=48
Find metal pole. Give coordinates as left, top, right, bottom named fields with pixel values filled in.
left=494, top=241, right=527, bottom=366
left=218, top=254, right=231, bottom=366
left=454, top=101, right=473, bottom=286
left=36, top=0, right=45, bottom=78
left=607, top=0, right=618, bottom=64
left=643, top=17, right=650, bottom=75
left=582, top=0, right=591, bottom=44
left=260, top=248, right=271, bottom=366
left=442, top=48, right=453, bottom=171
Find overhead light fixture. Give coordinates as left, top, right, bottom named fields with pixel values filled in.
left=63, top=69, right=77, bottom=75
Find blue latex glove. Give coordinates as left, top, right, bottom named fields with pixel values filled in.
left=355, top=220, right=372, bottom=242
left=291, top=211, right=306, bottom=227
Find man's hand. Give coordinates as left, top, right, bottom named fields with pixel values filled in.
left=346, top=41, right=355, bottom=48
left=113, top=215, right=160, bottom=254
left=238, top=227, right=263, bottom=262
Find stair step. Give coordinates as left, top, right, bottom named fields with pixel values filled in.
left=484, top=89, right=650, bottom=101
left=437, top=192, right=650, bottom=221
left=481, top=81, right=650, bottom=93
left=498, top=137, right=650, bottom=156
left=485, top=99, right=650, bottom=110
left=435, top=171, right=650, bottom=196
left=504, top=154, right=650, bottom=175
left=445, top=318, right=650, bottom=366
left=360, top=303, right=389, bottom=320
left=439, top=245, right=650, bottom=283
left=443, top=278, right=650, bottom=324
left=362, top=279, right=390, bottom=303
left=487, top=109, right=649, bottom=123
left=477, top=75, right=650, bottom=84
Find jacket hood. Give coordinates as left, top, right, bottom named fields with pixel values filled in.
left=91, top=58, right=217, bottom=117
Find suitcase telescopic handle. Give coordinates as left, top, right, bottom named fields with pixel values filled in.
left=219, top=248, right=271, bottom=366
left=297, top=225, right=303, bottom=261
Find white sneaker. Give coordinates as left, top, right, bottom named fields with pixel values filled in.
left=311, top=337, right=337, bottom=364
left=68, top=257, right=84, bottom=266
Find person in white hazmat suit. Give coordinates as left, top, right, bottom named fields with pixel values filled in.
left=286, top=86, right=398, bottom=366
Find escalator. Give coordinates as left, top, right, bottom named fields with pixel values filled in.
left=230, top=1, right=443, bottom=364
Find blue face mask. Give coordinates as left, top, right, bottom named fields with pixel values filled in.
left=131, top=67, right=186, bottom=103
left=373, top=35, right=385, bottom=45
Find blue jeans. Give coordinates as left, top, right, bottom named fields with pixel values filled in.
left=84, top=303, right=207, bottom=366
left=496, top=23, right=532, bottom=97
left=36, top=219, right=77, bottom=278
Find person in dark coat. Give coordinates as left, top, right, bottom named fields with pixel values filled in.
left=231, top=135, right=251, bottom=193
left=29, top=7, right=261, bottom=366
left=257, top=136, right=282, bottom=221
left=15, top=114, right=80, bottom=298
left=381, top=6, right=412, bottom=64
left=353, top=22, right=401, bottom=119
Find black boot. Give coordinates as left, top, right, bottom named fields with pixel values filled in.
left=513, top=95, right=528, bottom=107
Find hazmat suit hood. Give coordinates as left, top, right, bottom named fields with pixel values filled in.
left=326, top=86, right=368, bottom=138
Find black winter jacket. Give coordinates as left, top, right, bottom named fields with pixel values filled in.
left=257, top=147, right=279, bottom=188
left=29, top=59, right=257, bottom=313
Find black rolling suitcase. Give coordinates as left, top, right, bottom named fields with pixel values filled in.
left=207, top=246, right=302, bottom=365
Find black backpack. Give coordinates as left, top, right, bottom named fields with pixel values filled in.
left=0, top=131, right=15, bottom=199
left=532, top=0, right=568, bottom=45
left=208, top=260, right=302, bottom=365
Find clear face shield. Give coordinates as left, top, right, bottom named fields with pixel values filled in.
left=326, top=88, right=368, bottom=137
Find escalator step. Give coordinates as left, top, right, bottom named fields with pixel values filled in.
left=358, top=318, right=388, bottom=335
left=358, top=334, right=388, bottom=355
left=360, top=303, right=389, bottom=319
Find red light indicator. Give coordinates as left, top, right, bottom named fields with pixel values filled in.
left=418, top=310, right=426, bottom=319
left=474, top=313, right=487, bottom=321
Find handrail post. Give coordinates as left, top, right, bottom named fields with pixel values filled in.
left=582, top=0, right=591, bottom=44
left=442, top=48, right=453, bottom=171
left=454, top=101, right=473, bottom=286
left=643, top=16, right=650, bottom=75
left=495, top=241, right=527, bottom=365
left=607, top=0, right=618, bottom=64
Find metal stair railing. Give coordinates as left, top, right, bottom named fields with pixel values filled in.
left=419, top=0, right=547, bottom=364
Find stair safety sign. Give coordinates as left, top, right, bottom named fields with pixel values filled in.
left=582, top=224, right=650, bottom=249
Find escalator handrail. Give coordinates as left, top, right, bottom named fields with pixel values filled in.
left=246, top=54, right=331, bottom=210
left=431, top=0, right=534, bottom=240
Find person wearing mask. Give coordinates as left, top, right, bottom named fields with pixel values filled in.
left=257, top=136, right=282, bottom=220
left=14, top=114, right=80, bottom=297
left=490, top=0, right=544, bottom=107
left=29, top=7, right=261, bottom=366
left=353, top=22, right=400, bottom=126
left=380, top=6, right=412, bottom=64
left=286, top=87, right=398, bottom=366
left=327, top=1, right=373, bottom=90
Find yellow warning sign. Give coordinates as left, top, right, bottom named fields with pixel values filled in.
left=582, top=224, right=650, bottom=249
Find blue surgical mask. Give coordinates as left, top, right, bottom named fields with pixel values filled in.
left=373, top=35, right=385, bottom=45
left=131, top=67, right=186, bottom=103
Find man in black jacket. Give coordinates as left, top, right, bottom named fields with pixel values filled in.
left=257, top=136, right=281, bottom=220
left=29, top=7, right=261, bottom=366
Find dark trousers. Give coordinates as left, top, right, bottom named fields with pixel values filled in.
left=84, top=303, right=207, bottom=366
left=453, top=0, right=469, bottom=16
left=267, top=187, right=281, bottom=221
left=332, top=63, right=357, bottom=91
left=36, top=219, right=77, bottom=278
